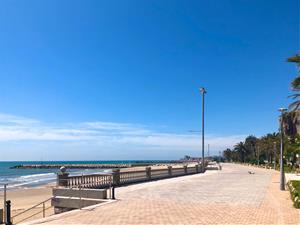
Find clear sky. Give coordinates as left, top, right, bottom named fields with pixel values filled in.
left=0, top=0, right=299, bottom=160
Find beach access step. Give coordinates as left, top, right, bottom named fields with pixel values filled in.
left=52, top=188, right=107, bottom=214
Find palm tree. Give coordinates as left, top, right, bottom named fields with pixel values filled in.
left=288, top=55, right=300, bottom=110
left=234, top=142, right=246, bottom=163
left=289, top=77, right=300, bottom=110
left=244, top=135, right=258, bottom=160
left=223, top=148, right=233, bottom=161
left=258, top=134, right=275, bottom=163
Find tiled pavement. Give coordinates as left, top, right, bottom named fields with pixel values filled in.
left=23, top=164, right=300, bottom=225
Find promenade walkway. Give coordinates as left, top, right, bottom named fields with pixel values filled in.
left=23, top=164, right=300, bottom=225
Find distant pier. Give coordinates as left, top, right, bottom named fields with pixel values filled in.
left=11, top=164, right=130, bottom=169
left=10, top=161, right=183, bottom=169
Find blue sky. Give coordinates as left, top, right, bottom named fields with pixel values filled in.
left=0, top=0, right=299, bottom=160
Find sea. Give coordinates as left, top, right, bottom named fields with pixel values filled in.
left=0, top=160, right=169, bottom=191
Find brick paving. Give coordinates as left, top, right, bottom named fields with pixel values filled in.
left=23, top=164, right=300, bottom=225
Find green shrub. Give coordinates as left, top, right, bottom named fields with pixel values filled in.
left=294, top=201, right=300, bottom=208
left=289, top=181, right=300, bottom=208
left=284, top=165, right=296, bottom=173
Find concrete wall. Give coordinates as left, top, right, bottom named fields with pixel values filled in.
left=52, top=197, right=104, bottom=210
left=52, top=188, right=108, bottom=213
left=53, top=188, right=107, bottom=199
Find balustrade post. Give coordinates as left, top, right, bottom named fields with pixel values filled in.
left=112, top=186, right=115, bottom=200
left=43, top=202, right=45, bottom=218
left=199, top=163, right=205, bottom=173
left=195, top=164, right=199, bottom=173
left=5, top=200, right=11, bottom=225
left=168, top=166, right=172, bottom=177
left=146, top=167, right=151, bottom=180
left=112, top=169, right=120, bottom=186
left=0, top=208, right=2, bottom=225
left=57, top=167, right=69, bottom=187
left=3, top=184, right=6, bottom=223
left=183, top=165, right=188, bottom=174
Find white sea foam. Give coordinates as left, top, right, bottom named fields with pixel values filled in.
left=0, top=169, right=107, bottom=190
left=0, top=173, right=57, bottom=190
left=16, top=173, right=55, bottom=179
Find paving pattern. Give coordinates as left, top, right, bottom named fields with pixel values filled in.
left=23, top=164, right=300, bottom=225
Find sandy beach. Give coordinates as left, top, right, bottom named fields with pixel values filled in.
left=6, top=187, right=53, bottom=210
left=1, top=186, right=54, bottom=224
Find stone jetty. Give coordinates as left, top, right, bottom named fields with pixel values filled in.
left=10, top=162, right=181, bottom=169
left=11, top=164, right=131, bottom=169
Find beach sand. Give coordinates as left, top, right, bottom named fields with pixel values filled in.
left=6, top=187, right=53, bottom=209
left=1, top=186, right=54, bottom=224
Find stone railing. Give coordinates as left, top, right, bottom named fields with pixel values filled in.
left=58, top=164, right=204, bottom=189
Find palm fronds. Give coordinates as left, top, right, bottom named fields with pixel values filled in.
left=288, top=55, right=300, bottom=63
left=291, top=77, right=300, bottom=91
left=289, top=93, right=300, bottom=100
left=289, top=100, right=300, bottom=111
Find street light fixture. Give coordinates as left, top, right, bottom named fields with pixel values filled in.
left=278, top=107, right=287, bottom=191
left=199, top=87, right=207, bottom=172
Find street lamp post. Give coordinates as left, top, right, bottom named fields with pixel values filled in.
left=273, top=142, right=276, bottom=170
left=279, top=107, right=287, bottom=191
left=200, top=87, right=207, bottom=172
left=207, top=144, right=210, bottom=158
left=257, top=146, right=260, bottom=165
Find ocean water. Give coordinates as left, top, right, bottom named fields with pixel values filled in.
left=0, top=160, right=169, bottom=190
